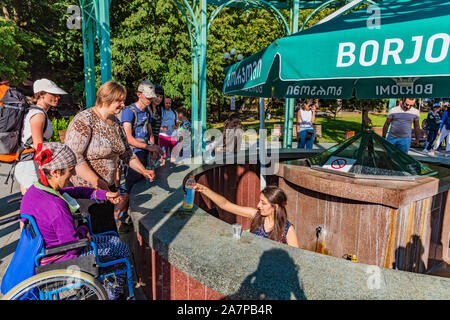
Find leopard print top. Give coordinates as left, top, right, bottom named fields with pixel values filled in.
left=65, top=108, right=136, bottom=188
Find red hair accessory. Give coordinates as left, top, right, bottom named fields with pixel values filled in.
left=283, top=202, right=287, bottom=207
left=34, top=143, right=52, bottom=186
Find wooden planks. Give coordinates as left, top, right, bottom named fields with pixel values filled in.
left=279, top=176, right=438, bottom=271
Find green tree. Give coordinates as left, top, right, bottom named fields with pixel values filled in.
left=1, top=1, right=85, bottom=103
left=110, top=1, right=293, bottom=119
left=0, top=17, right=42, bottom=85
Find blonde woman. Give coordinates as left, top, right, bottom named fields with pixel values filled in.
left=65, top=81, right=155, bottom=233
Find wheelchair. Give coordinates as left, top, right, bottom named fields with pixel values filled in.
left=1, top=213, right=135, bottom=300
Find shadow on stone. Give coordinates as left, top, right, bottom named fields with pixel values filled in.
left=227, top=248, right=306, bottom=300
left=0, top=239, right=19, bottom=262
left=153, top=162, right=189, bottom=194
left=0, top=192, right=22, bottom=218
left=133, top=193, right=152, bottom=206
left=0, top=222, right=19, bottom=240
left=426, top=261, right=450, bottom=278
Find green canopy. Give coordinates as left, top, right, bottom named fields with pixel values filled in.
left=223, top=0, right=450, bottom=99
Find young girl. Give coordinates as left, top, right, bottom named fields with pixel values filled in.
left=171, top=107, right=191, bottom=163
left=158, top=96, right=178, bottom=160
left=194, top=184, right=299, bottom=248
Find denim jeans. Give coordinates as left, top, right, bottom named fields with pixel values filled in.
left=124, top=150, right=148, bottom=194
left=387, top=136, right=411, bottom=153
left=426, top=130, right=438, bottom=151
left=297, top=129, right=314, bottom=149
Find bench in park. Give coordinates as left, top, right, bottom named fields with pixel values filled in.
left=272, top=124, right=322, bottom=143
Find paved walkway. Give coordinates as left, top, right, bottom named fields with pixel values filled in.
left=0, top=144, right=448, bottom=298
left=0, top=163, right=22, bottom=298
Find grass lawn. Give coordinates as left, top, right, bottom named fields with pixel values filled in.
left=209, top=111, right=428, bottom=143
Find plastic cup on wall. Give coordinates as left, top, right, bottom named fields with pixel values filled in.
left=232, top=224, right=242, bottom=240
left=182, top=188, right=195, bottom=210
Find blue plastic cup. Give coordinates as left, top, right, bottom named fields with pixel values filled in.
left=182, top=188, right=195, bottom=209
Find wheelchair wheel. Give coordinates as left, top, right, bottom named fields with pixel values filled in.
left=1, top=270, right=108, bottom=300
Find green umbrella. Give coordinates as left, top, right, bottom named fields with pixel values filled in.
left=223, top=0, right=450, bottom=99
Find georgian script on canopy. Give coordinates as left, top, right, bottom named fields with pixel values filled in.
left=226, top=59, right=263, bottom=88
left=285, top=85, right=344, bottom=97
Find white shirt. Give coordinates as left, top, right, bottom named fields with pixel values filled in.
left=159, top=108, right=178, bottom=137
left=21, top=106, right=53, bottom=146
left=298, top=109, right=313, bottom=130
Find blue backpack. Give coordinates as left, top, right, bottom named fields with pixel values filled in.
left=1, top=218, right=44, bottom=297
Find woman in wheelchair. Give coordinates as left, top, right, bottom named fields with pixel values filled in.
left=19, top=142, right=131, bottom=300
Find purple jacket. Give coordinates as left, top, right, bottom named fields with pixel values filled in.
left=20, top=185, right=108, bottom=262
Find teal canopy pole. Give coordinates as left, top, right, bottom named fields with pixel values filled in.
left=192, top=49, right=201, bottom=158
left=259, top=97, right=266, bottom=190
left=388, top=99, right=397, bottom=111
left=98, top=0, right=112, bottom=84
left=385, top=98, right=397, bottom=137
left=80, top=0, right=97, bottom=108
left=284, top=0, right=299, bottom=148
left=283, top=99, right=289, bottom=148
left=199, top=0, right=207, bottom=154
left=172, top=0, right=201, bottom=158
left=285, top=99, right=295, bottom=148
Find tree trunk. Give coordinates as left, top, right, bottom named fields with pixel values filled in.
left=217, top=97, right=223, bottom=122
left=335, top=99, right=342, bottom=120
left=2, top=7, right=11, bottom=19
left=362, top=108, right=371, bottom=130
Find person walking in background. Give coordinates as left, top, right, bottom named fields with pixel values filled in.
left=429, top=103, right=450, bottom=157
left=297, top=99, right=315, bottom=149
left=210, top=113, right=244, bottom=157
left=64, top=81, right=155, bottom=233
left=423, top=103, right=441, bottom=152
left=438, top=104, right=448, bottom=151
left=158, top=96, right=178, bottom=162
left=440, top=104, right=447, bottom=119
left=171, top=107, right=191, bottom=163
left=14, top=79, right=67, bottom=195
left=382, top=98, right=420, bottom=154
left=223, top=113, right=244, bottom=154
left=149, top=84, right=164, bottom=145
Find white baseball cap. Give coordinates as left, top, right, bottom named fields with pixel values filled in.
left=137, top=80, right=156, bottom=99
left=33, top=78, right=68, bottom=95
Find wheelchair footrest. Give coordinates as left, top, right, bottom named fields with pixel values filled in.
left=36, top=255, right=99, bottom=278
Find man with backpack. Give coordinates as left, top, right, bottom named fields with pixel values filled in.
left=118, top=80, right=163, bottom=229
